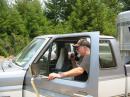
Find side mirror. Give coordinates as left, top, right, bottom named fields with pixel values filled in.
left=29, top=64, right=48, bottom=79
left=31, top=63, right=40, bottom=77
left=124, top=64, right=128, bottom=76
left=124, top=64, right=130, bottom=76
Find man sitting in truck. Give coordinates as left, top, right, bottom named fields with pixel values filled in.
left=48, top=38, right=90, bottom=81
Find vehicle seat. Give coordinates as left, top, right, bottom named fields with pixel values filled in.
left=55, top=48, right=65, bottom=71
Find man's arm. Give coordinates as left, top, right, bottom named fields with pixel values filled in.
left=48, top=67, right=84, bottom=80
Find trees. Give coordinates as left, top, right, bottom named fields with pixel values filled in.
left=45, top=0, right=76, bottom=24
left=45, top=0, right=122, bottom=36
left=66, top=0, right=122, bottom=36
left=119, top=0, right=130, bottom=10
left=0, top=0, right=126, bottom=56
left=15, top=0, right=50, bottom=38
left=0, top=0, right=28, bottom=56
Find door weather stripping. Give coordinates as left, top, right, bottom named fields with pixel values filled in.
left=31, top=77, right=40, bottom=97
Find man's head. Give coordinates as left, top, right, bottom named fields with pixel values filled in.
left=74, top=38, right=90, bottom=56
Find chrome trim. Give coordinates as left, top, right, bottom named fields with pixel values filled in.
left=0, top=85, right=22, bottom=92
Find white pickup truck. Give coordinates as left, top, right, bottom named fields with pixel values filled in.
left=0, top=11, right=130, bottom=97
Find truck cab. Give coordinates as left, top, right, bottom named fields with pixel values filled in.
left=0, top=31, right=130, bottom=97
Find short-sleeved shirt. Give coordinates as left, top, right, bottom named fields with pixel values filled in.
left=74, top=55, right=90, bottom=81
left=79, top=55, right=90, bottom=73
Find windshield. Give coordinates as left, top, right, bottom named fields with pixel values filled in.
left=14, top=38, right=49, bottom=67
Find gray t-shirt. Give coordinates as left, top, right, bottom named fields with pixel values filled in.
left=74, top=55, right=90, bottom=81
left=79, top=55, right=90, bottom=73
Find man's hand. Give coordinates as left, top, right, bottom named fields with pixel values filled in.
left=69, top=53, right=75, bottom=61
left=48, top=67, right=84, bottom=80
left=48, top=73, right=62, bottom=80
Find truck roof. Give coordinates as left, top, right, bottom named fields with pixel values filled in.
left=35, top=32, right=114, bottom=39
left=117, top=11, right=130, bottom=21
left=99, top=35, right=114, bottom=39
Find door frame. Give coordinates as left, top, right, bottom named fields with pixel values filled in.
left=30, top=32, right=100, bottom=97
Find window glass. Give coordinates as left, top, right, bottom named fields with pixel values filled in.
left=14, top=38, right=48, bottom=67
left=99, top=40, right=117, bottom=68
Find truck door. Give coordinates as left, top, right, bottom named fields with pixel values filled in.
left=24, top=32, right=99, bottom=97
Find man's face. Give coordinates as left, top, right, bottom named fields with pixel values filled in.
left=76, top=46, right=88, bottom=56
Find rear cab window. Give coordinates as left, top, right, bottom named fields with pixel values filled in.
left=99, top=40, right=117, bottom=69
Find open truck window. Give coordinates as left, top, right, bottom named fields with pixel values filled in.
left=31, top=37, right=91, bottom=82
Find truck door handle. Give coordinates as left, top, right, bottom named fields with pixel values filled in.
left=73, top=93, right=93, bottom=97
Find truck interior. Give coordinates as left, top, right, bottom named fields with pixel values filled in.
left=31, top=36, right=90, bottom=82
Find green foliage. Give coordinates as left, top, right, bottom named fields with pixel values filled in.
left=0, top=0, right=127, bottom=56
left=15, top=0, right=50, bottom=38
left=120, top=0, right=130, bottom=10
left=0, top=0, right=28, bottom=56
left=46, top=22, right=72, bottom=34
left=45, top=0, right=76, bottom=24
left=0, top=0, right=8, bottom=15
left=66, top=0, right=122, bottom=36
